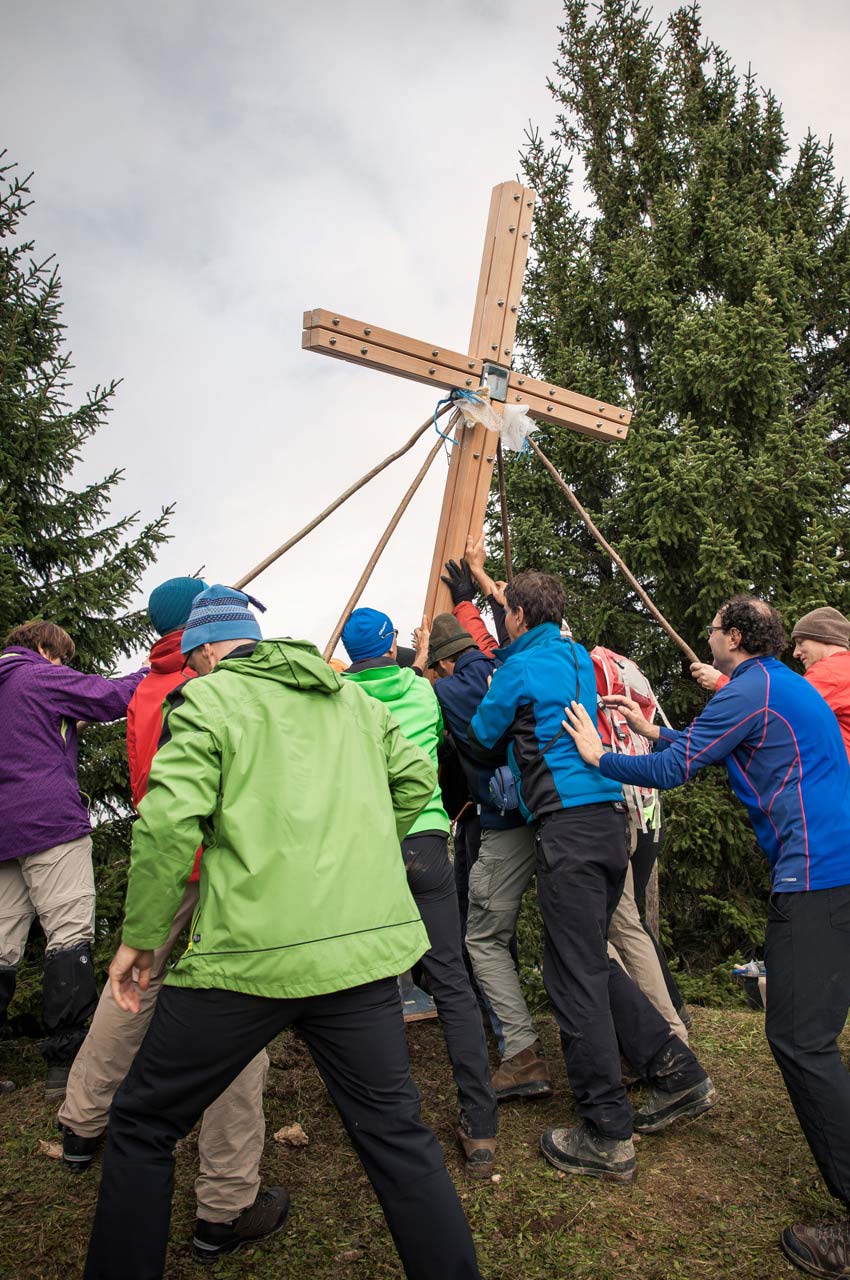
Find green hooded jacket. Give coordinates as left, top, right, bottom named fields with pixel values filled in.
left=344, top=662, right=450, bottom=837
left=122, top=639, right=434, bottom=999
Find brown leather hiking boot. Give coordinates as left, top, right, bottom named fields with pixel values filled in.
left=456, top=1124, right=497, bottom=1179
left=781, top=1220, right=850, bottom=1277
left=492, top=1040, right=553, bottom=1101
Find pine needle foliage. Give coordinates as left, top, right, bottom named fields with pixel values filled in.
left=0, top=155, right=172, bottom=1022
left=497, top=1, right=850, bottom=974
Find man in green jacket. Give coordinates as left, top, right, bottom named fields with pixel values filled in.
left=83, top=586, right=483, bottom=1280
left=342, top=608, right=498, bottom=1179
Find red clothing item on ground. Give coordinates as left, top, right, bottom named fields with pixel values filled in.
left=713, top=649, right=850, bottom=761
left=126, top=629, right=202, bottom=880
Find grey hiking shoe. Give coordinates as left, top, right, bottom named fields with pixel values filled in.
left=540, top=1121, right=636, bottom=1183
left=633, top=1076, right=717, bottom=1133
left=781, top=1220, right=850, bottom=1278
left=193, top=1186, right=290, bottom=1262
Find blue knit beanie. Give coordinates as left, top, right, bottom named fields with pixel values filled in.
left=148, top=577, right=209, bottom=638
left=341, top=608, right=396, bottom=663
left=180, top=585, right=266, bottom=654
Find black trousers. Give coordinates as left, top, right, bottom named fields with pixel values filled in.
left=536, top=804, right=705, bottom=1140
left=765, top=886, right=850, bottom=1208
left=404, top=832, right=498, bottom=1139
left=83, top=978, right=481, bottom=1280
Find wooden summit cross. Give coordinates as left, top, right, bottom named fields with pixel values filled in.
left=302, top=181, right=632, bottom=623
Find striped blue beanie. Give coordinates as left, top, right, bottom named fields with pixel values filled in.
left=180, top=585, right=266, bottom=654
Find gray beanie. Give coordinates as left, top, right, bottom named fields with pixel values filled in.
left=791, top=606, right=850, bottom=648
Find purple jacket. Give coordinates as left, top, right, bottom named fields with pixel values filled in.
left=0, top=647, right=146, bottom=862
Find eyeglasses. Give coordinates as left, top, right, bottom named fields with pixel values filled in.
left=705, top=625, right=725, bottom=637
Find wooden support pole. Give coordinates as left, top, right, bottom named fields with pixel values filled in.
left=527, top=437, right=699, bottom=664
left=422, top=413, right=500, bottom=623
left=645, top=864, right=660, bottom=938
left=323, top=433, right=445, bottom=662
left=496, top=440, right=513, bottom=580
left=235, top=403, right=453, bottom=591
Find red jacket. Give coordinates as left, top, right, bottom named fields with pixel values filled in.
left=126, top=630, right=202, bottom=880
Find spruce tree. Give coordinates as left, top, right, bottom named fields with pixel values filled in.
left=499, top=1, right=850, bottom=982
left=0, top=155, right=172, bottom=1021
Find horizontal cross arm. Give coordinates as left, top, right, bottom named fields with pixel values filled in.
left=302, top=312, right=484, bottom=395
left=302, top=309, right=631, bottom=441
left=507, top=373, right=631, bottom=441
left=304, top=309, right=479, bottom=381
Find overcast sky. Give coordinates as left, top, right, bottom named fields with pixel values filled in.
left=4, top=0, right=849, bottom=662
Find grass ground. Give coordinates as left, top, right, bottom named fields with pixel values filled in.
left=0, top=1005, right=842, bottom=1280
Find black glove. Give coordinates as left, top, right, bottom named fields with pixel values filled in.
left=441, top=558, right=475, bottom=605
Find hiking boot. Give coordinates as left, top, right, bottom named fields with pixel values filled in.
left=633, top=1077, right=717, bottom=1133
left=540, top=1121, right=636, bottom=1183
left=44, top=1065, right=70, bottom=1102
left=781, top=1220, right=850, bottom=1277
left=61, top=1126, right=103, bottom=1172
left=193, top=1186, right=290, bottom=1262
left=457, top=1122, right=497, bottom=1180
left=492, top=1041, right=553, bottom=1101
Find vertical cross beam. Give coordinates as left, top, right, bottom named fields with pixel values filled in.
left=422, top=181, right=535, bottom=624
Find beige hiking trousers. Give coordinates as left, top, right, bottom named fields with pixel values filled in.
left=59, top=882, right=269, bottom=1223
left=0, top=836, right=95, bottom=963
left=608, top=862, right=688, bottom=1044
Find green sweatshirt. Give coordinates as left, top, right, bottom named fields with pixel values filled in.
left=343, top=662, right=450, bottom=837
left=122, top=639, right=434, bottom=999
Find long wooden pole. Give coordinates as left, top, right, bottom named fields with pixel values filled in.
left=323, top=433, right=446, bottom=662
left=496, top=440, right=514, bottom=581
left=527, top=437, right=699, bottom=664
left=235, top=402, right=454, bottom=591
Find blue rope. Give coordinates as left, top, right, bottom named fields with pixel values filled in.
left=433, top=386, right=484, bottom=444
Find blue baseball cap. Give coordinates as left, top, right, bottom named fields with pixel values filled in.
left=180, top=584, right=266, bottom=654
left=341, top=608, right=396, bottom=663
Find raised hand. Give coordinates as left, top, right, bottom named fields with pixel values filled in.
left=690, top=661, right=721, bottom=692
left=441, top=558, right=475, bottom=605
left=412, top=613, right=431, bottom=668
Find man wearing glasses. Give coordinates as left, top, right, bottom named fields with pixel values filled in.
left=564, top=595, right=850, bottom=1279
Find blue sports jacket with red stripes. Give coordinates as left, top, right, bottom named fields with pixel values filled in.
left=598, top=655, right=850, bottom=893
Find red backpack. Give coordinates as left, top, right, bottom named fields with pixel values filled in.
left=590, top=646, right=666, bottom=837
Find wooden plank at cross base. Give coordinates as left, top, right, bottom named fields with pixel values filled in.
left=423, top=415, right=500, bottom=626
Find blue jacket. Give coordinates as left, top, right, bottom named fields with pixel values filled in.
left=433, top=647, right=524, bottom=830
left=599, top=655, right=850, bottom=893
left=469, top=623, right=623, bottom=820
